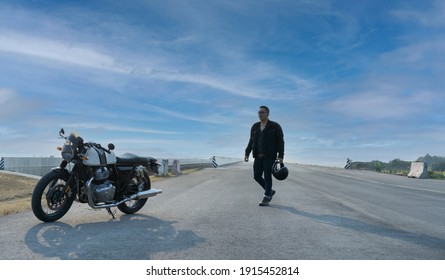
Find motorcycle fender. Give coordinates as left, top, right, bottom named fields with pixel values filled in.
left=50, top=167, right=70, bottom=177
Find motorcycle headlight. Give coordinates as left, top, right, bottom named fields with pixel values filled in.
left=61, top=143, right=76, bottom=161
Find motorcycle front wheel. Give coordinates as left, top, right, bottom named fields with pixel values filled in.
left=31, top=170, right=75, bottom=222
left=117, top=169, right=151, bottom=214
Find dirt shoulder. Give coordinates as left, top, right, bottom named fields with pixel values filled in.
left=0, top=172, right=39, bottom=216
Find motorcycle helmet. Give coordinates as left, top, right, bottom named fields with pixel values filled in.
left=272, top=161, right=289, bottom=180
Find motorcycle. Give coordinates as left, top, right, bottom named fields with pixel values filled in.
left=31, top=129, right=162, bottom=222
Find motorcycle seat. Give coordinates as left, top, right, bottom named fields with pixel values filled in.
left=116, top=153, right=156, bottom=166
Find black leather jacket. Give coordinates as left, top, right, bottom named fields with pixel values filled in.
left=245, top=120, right=285, bottom=159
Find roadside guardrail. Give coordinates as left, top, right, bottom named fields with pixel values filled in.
left=0, top=156, right=242, bottom=177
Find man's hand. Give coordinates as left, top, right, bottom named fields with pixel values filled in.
left=244, top=156, right=249, bottom=162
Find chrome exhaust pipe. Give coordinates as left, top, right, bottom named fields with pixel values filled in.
left=86, top=178, right=162, bottom=209
left=135, top=188, right=162, bottom=199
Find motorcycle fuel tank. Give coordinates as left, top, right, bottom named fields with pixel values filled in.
left=83, top=147, right=117, bottom=166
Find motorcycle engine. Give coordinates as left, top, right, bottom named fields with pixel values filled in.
left=89, top=167, right=116, bottom=203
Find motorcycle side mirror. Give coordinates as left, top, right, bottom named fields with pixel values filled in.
left=108, top=143, right=115, bottom=150
left=59, top=128, right=65, bottom=138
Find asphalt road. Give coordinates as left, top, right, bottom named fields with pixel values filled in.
left=1, top=162, right=445, bottom=260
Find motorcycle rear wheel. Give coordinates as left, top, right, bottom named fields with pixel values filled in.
left=117, top=169, right=151, bottom=214
left=31, top=170, right=75, bottom=222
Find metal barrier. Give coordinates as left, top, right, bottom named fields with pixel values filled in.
left=0, top=156, right=242, bottom=177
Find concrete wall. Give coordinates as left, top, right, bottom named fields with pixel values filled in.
left=0, top=157, right=62, bottom=176
left=407, top=161, right=429, bottom=179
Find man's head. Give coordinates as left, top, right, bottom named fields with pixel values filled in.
left=258, top=105, right=270, bottom=121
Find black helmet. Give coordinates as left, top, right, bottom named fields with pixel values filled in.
left=272, top=161, right=288, bottom=180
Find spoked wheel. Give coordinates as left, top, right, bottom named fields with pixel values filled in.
left=117, top=169, right=151, bottom=214
left=31, top=170, right=75, bottom=222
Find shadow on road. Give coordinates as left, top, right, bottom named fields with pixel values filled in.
left=272, top=205, right=445, bottom=252
left=25, top=214, right=204, bottom=259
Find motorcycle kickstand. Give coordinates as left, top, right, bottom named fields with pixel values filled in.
left=106, top=207, right=116, bottom=219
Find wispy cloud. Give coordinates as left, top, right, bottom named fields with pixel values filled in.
left=62, top=123, right=181, bottom=135
left=0, top=88, right=40, bottom=119
left=141, top=104, right=233, bottom=125
left=0, top=125, right=25, bottom=139
left=0, top=30, right=310, bottom=102
left=0, top=32, right=117, bottom=71
left=379, top=39, right=445, bottom=73
left=392, top=0, right=445, bottom=27
left=328, top=88, right=437, bottom=120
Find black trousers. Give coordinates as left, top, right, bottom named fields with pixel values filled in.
left=253, top=157, right=275, bottom=197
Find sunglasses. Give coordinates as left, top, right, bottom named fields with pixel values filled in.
left=258, top=111, right=268, bottom=114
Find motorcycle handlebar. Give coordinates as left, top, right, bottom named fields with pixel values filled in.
left=96, top=144, right=112, bottom=154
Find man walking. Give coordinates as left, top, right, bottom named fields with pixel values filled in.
left=244, top=106, right=285, bottom=206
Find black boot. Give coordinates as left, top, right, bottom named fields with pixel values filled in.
left=259, top=196, right=270, bottom=206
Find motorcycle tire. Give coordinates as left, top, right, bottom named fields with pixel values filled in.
left=117, top=168, right=151, bottom=214
left=31, top=170, right=75, bottom=222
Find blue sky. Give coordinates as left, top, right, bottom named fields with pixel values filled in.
left=0, top=0, right=444, bottom=167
